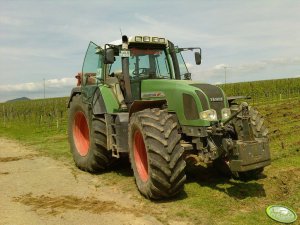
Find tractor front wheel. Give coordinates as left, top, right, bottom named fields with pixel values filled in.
left=232, top=106, right=268, bottom=180
left=129, top=108, right=186, bottom=199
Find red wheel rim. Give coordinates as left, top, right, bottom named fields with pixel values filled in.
left=73, top=111, right=90, bottom=156
left=133, top=130, right=149, bottom=182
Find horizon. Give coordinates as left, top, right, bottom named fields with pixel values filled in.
left=2, top=76, right=300, bottom=103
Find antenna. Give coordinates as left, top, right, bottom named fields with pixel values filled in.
left=223, top=66, right=232, bottom=90
left=119, top=28, right=123, bottom=36
left=43, top=78, right=45, bottom=99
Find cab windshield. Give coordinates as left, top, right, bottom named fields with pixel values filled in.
left=109, top=48, right=172, bottom=79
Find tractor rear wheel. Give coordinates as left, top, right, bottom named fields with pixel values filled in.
left=68, top=94, right=113, bottom=172
left=129, top=108, right=186, bottom=199
left=233, top=106, right=268, bottom=180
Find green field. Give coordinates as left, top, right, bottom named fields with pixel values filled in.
left=219, top=77, right=300, bottom=104
left=0, top=97, right=70, bottom=159
left=0, top=78, right=299, bottom=224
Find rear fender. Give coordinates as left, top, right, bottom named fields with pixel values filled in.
left=92, top=88, right=107, bottom=115
left=67, top=87, right=81, bottom=108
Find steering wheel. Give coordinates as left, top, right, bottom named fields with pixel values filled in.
left=132, top=68, right=149, bottom=76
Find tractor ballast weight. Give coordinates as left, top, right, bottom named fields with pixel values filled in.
left=68, top=35, right=271, bottom=199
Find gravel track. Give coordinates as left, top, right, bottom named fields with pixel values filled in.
left=0, top=138, right=164, bottom=225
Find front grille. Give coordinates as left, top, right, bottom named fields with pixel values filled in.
left=191, top=84, right=225, bottom=119
left=183, top=93, right=199, bottom=120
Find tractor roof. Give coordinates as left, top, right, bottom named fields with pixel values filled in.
left=108, top=36, right=169, bottom=46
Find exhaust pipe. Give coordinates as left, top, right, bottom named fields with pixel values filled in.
left=121, top=35, right=132, bottom=104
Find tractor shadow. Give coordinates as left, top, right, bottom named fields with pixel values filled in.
left=97, top=157, right=266, bottom=202
left=106, top=157, right=190, bottom=201
left=185, top=165, right=267, bottom=200
left=110, top=156, right=134, bottom=177
left=89, top=156, right=133, bottom=177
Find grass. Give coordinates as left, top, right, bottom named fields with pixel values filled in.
left=0, top=97, right=71, bottom=160
left=0, top=97, right=299, bottom=224
left=0, top=116, right=71, bottom=160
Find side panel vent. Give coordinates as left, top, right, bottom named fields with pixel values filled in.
left=195, top=90, right=209, bottom=111
left=191, top=84, right=225, bottom=119
left=183, top=94, right=199, bottom=120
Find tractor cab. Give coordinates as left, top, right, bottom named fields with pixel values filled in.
left=79, top=35, right=201, bottom=108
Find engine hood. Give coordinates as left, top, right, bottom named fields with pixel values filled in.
left=141, top=79, right=229, bottom=126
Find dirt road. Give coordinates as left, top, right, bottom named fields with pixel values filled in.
left=0, top=138, right=168, bottom=225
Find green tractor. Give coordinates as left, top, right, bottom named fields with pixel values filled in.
left=68, top=35, right=270, bottom=199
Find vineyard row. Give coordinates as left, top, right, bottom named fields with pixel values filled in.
left=1, top=77, right=300, bottom=128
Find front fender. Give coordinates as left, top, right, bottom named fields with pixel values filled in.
left=129, top=100, right=167, bottom=117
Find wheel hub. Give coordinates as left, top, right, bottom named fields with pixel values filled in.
left=73, top=111, right=90, bottom=156
left=133, top=130, right=149, bottom=182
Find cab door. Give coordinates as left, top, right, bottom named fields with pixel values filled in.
left=81, top=41, right=103, bottom=103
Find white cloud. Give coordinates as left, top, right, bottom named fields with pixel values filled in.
left=46, top=78, right=74, bottom=88
left=0, top=82, right=42, bottom=92
left=233, top=57, right=300, bottom=74
left=214, top=64, right=229, bottom=70
left=0, top=15, right=22, bottom=26
left=0, top=47, right=68, bottom=60
left=134, top=14, right=164, bottom=27
left=0, top=77, right=74, bottom=92
left=191, top=56, right=300, bottom=83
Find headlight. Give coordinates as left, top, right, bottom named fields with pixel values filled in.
left=221, top=108, right=231, bottom=120
left=199, top=109, right=218, bottom=121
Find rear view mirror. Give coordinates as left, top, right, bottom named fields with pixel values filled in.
left=195, top=52, right=201, bottom=65
left=104, top=48, right=115, bottom=64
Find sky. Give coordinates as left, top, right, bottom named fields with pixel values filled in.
left=0, top=0, right=300, bottom=102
